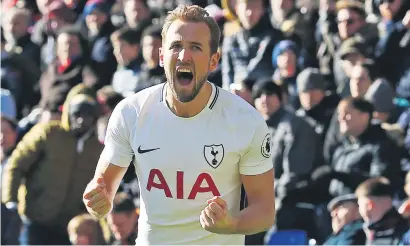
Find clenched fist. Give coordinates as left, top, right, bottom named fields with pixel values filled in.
left=200, top=196, right=238, bottom=234
left=83, top=177, right=112, bottom=219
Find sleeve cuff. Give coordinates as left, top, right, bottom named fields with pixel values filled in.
left=100, top=146, right=132, bottom=168
left=239, top=159, right=273, bottom=176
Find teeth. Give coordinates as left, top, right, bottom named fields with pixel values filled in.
left=177, top=68, right=192, bottom=73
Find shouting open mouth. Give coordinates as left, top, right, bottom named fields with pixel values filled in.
left=176, top=68, right=194, bottom=86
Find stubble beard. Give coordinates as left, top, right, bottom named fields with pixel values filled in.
left=169, top=74, right=209, bottom=103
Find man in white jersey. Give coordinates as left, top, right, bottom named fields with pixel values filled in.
left=83, top=5, right=275, bottom=245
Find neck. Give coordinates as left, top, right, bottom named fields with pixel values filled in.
left=165, top=82, right=212, bottom=118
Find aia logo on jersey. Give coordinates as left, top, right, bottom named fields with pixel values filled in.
left=261, top=134, right=272, bottom=158
left=203, top=144, right=224, bottom=168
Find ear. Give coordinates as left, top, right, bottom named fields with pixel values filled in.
left=209, top=51, right=220, bottom=72
left=367, top=199, right=375, bottom=210
left=159, top=47, right=164, bottom=67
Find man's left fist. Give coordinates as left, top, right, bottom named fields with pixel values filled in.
left=199, top=196, right=238, bottom=234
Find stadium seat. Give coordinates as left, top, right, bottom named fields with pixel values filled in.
left=264, top=229, right=308, bottom=245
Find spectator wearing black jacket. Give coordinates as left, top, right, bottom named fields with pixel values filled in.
left=221, top=0, right=283, bottom=88
left=356, top=177, right=410, bottom=245
left=253, top=80, right=323, bottom=237
left=312, top=97, right=403, bottom=199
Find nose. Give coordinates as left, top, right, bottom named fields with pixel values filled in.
left=245, top=9, right=253, bottom=17
left=76, top=117, right=84, bottom=125
left=177, top=49, right=191, bottom=63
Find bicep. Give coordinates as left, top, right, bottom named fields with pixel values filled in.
left=241, top=169, right=275, bottom=205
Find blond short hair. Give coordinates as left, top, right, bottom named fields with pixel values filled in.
left=161, top=5, right=221, bottom=54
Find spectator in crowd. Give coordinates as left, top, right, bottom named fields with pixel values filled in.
left=312, top=97, right=403, bottom=199
left=399, top=171, right=410, bottom=217
left=375, top=0, right=410, bottom=88
left=2, top=8, right=41, bottom=64
left=106, top=193, right=139, bottom=245
left=111, top=27, right=144, bottom=97
left=95, top=85, right=123, bottom=143
left=0, top=88, right=18, bottom=170
left=269, top=0, right=316, bottom=61
left=349, top=62, right=375, bottom=98
left=253, top=80, right=322, bottom=237
left=1, top=92, right=102, bottom=244
left=221, top=0, right=283, bottom=88
left=31, top=0, right=60, bottom=46
left=39, top=1, right=77, bottom=69
left=83, top=0, right=117, bottom=88
left=364, top=78, right=405, bottom=123
left=136, top=24, right=166, bottom=90
left=323, top=194, right=366, bottom=245
left=296, top=68, right=340, bottom=140
left=123, top=0, right=154, bottom=32
left=38, top=26, right=98, bottom=108
left=230, top=77, right=256, bottom=106
left=96, top=85, right=124, bottom=117
left=67, top=213, right=107, bottom=245
left=271, top=40, right=304, bottom=109
left=337, top=36, right=373, bottom=96
left=0, top=117, right=18, bottom=169
left=356, top=177, right=410, bottom=245
left=1, top=30, right=41, bottom=118
left=0, top=89, right=17, bottom=123
left=318, top=0, right=378, bottom=93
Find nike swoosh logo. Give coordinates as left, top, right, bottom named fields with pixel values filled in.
left=138, top=146, right=160, bottom=154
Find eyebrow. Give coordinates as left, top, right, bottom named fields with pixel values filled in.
left=170, top=40, right=203, bottom=47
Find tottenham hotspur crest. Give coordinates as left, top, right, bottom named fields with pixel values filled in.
left=204, top=144, right=225, bottom=168
left=261, top=134, right=272, bottom=158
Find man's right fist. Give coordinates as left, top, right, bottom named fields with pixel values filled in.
left=83, top=177, right=112, bottom=218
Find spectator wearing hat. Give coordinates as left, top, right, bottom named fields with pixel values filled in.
left=106, top=192, right=139, bottom=245
left=317, top=0, right=378, bottom=90
left=312, top=98, right=403, bottom=202
left=83, top=0, right=117, bottom=88
left=221, top=0, right=284, bottom=89
left=365, top=78, right=405, bottom=124
left=356, top=177, right=410, bottom=245
left=296, top=68, right=340, bottom=140
left=2, top=91, right=103, bottom=245
left=271, top=40, right=304, bottom=109
left=323, top=194, right=366, bottom=245
left=253, top=80, right=323, bottom=237
left=336, top=36, right=373, bottom=97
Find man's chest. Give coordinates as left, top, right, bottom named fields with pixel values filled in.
left=129, top=116, right=246, bottom=200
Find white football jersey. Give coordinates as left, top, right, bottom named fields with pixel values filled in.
left=101, top=82, right=273, bottom=245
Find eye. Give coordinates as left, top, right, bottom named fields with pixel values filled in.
left=170, top=43, right=181, bottom=50
left=192, top=45, right=202, bottom=51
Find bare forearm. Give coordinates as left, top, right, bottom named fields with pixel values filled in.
left=94, top=161, right=127, bottom=201
left=234, top=201, right=275, bottom=235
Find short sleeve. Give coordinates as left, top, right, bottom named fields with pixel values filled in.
left=100, top=100, right=135, bottom=167
left=239, top=118, right=273, bottom=175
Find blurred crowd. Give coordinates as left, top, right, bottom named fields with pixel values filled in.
left=0, top=0, right=410, bottom=244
